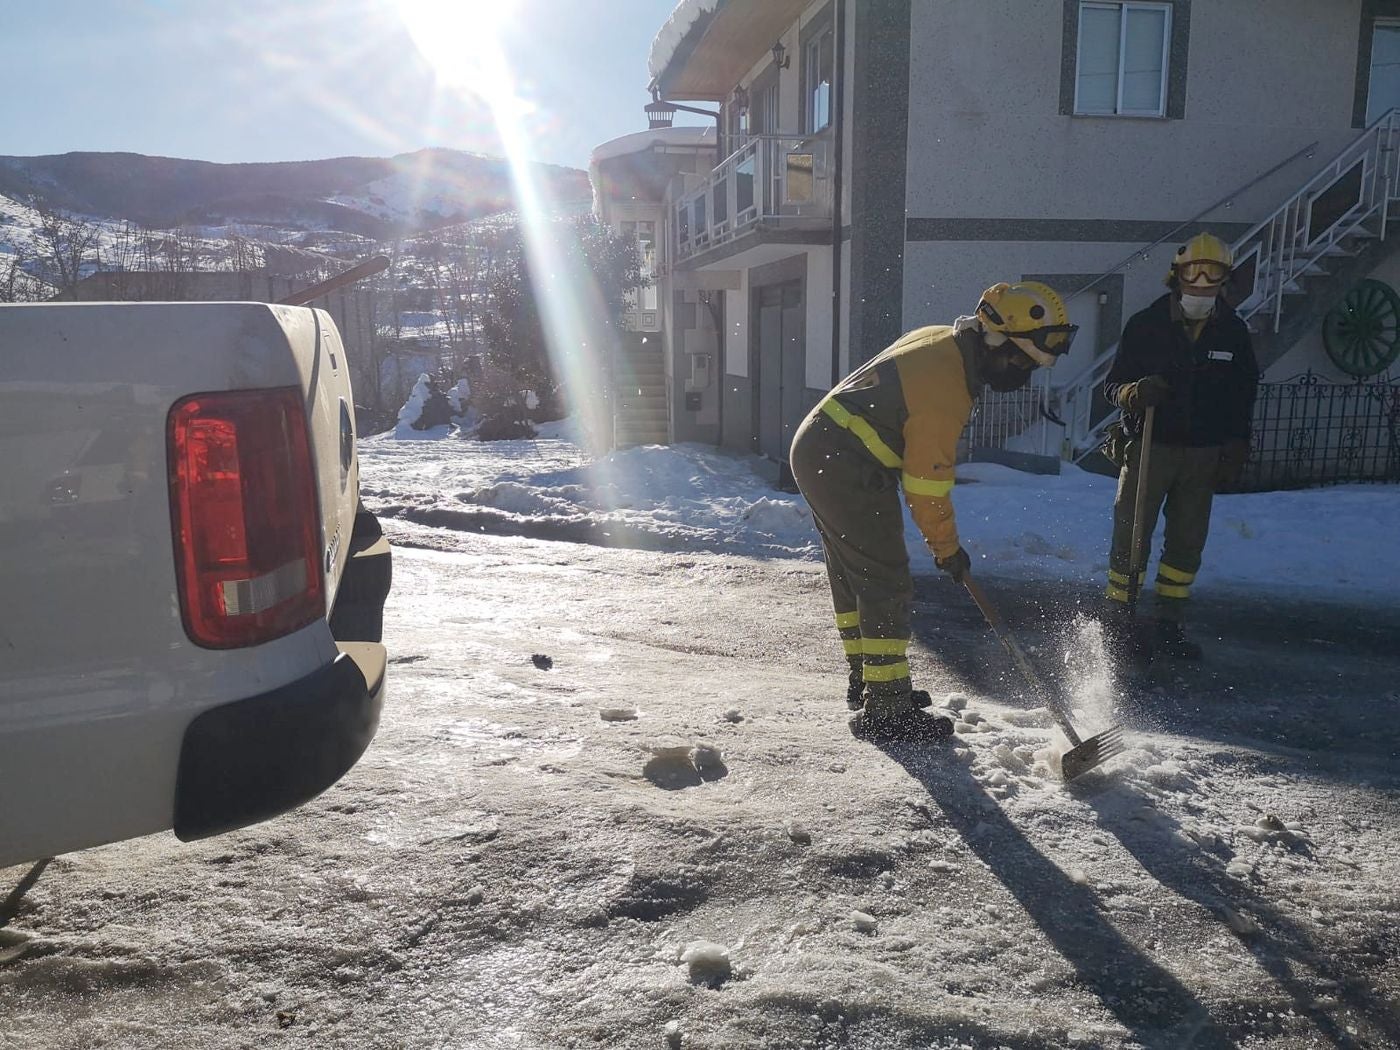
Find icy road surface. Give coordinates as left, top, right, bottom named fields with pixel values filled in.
left=3, top=527, right=1399, bottom=1049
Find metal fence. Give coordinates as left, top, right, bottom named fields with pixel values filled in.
left=960, top=371, right=1063, bottom=463
left=963, top=369, right=1400, bottom=490
left=1239, top=371, right=1400, bottom=491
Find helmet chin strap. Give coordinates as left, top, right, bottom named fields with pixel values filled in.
left=1013, top=337, right=1058, bottom=369
left=980, top=328, right=1055, bottom=370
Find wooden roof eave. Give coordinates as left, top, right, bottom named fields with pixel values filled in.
left=654, top=0, right=810, bottom=102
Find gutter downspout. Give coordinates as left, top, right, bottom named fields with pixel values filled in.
left=702, top=291, right=724, bottom=447
left=830, top=0, right=847, bottom=388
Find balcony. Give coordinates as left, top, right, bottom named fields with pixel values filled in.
left=672, top=133, right=833, bottom=265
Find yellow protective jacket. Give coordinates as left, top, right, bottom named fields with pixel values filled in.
left=817, top=325, right=980, bottom=560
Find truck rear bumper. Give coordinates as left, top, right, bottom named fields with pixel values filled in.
left=173, top=641, right=386, bottom=840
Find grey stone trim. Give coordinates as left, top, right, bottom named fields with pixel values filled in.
left=673, top=226, right=831, bottom=271
left=1354, top=1, right=1400, bottom=127
left=847, top=0, right=911, bottom=365
left=1060, top=0, right=1191, bottom=120
left=965, top=448, right=1063, bottom=476
left=905, top=217, right=1253, bottom=243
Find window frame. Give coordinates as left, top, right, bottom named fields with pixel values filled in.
left=1073, top=1, right=1173, bottom=118
left=1354, top=2, right=1400, bottom=128
left=1365, top=17, right=1400, bottom=125
left=802, top=23, right=834, bottom=135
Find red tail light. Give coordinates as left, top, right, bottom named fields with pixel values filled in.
left=168, top=387, right=324, bottom=649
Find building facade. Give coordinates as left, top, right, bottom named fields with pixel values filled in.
left=591, top=0, right=1400, bottom=481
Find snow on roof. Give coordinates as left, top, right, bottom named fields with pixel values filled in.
left=589, top=126, right=716, bottom=169
left=648, top=0, right=723, bottom=83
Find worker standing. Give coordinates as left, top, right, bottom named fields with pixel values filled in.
left=790, top=282, right=1078, bottom=740
left=1101, top=233, right=1259, bottom=662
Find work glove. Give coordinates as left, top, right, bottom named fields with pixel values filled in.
left=936, top=546, right=971, bottom=583
left=1215, top=439, right=1249, bottom=490
left=1116, top=374, right=1173, bottom=413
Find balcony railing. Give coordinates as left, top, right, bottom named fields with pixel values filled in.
left=672, top=133, right=833, bottom=263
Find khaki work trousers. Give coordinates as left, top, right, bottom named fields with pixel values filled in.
left=1108, top=440, right=1221, bottom=622
left=790, top=408, right=915, bottom=711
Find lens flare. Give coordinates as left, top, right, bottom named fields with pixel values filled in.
left=396, top=0, right=622, bottom=496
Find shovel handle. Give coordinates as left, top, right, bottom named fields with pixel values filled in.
left=1126, top=404, right=1156, bottom=609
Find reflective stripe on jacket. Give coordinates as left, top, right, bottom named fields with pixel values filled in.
left=818, top=325, right=979, bottom=559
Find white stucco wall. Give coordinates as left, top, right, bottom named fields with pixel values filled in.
left=901, top=239, right=1181, bottom=380
left=904, top=0, right=1363, bottom=222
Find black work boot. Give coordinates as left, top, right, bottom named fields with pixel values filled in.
left=1153, top=618, right=1203, bottom=662
left=850, top=694, right=954, bottom=741
left=848, top=685, right=933, bottom=711
left=846, top=660, right=865, bottom=711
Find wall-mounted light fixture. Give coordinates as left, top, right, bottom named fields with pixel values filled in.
left=771, top=41, right=789, bottom=69
left=643, top=86, right=722, bottom=136
left=731, top=84, right=749, bottom=109
left=644, top=96, right=678, bottom=129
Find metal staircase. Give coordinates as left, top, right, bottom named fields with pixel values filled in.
left=1048, top=109, right=1400, bottom=464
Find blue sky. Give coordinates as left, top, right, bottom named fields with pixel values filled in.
left=0, top=0, right=705, bottom=170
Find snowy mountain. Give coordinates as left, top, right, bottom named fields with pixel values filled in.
left=0, top=148, right=591, bottom=239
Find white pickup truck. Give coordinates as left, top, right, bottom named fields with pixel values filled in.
left=0, top=295, right=392, bottom=877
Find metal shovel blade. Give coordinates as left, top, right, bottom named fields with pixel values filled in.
left=1061, top=724, right=1126, bottom=781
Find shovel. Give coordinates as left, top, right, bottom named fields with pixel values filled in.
left=1122, top=404, right=1158, bottom=665
left=962, top=575, right=1125, bottom=781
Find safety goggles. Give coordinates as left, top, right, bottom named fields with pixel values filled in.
left=1008, top=323, right=1079, bottom=356
left=1176, top=260, right=1230, bottom=287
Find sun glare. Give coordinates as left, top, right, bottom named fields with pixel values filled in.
left=395, top=0, right=522, bottom=112
left=394, top=0, right=623, bottom=485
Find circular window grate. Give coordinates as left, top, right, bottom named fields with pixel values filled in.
left=1322, top=278, right=1400, bottom=378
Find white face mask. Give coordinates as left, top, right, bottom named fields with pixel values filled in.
left=1179, top=292, right=1216, bottom=320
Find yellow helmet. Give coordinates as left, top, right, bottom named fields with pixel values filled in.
left=1168, top=232, right=1233, bottom=290
left=975, top=281, right=1078, bottom=366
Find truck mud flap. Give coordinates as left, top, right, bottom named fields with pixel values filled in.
left=330, top=507, right=393, bottom=643
left=173, top=641, right=387, bottom=841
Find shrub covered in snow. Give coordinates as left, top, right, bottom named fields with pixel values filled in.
left=395, top=373, right=454, bottom=435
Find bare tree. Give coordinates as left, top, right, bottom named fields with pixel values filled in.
left=0, top=247, right=35, bottom=302
left=30, top=199, right=102, bottom=298
left=154, top=226, right=206, bottom=299
left=101, top=221, right=146, bottom=299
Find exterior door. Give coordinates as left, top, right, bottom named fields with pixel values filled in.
left=753, top=281, right=805, bottom=462
left=1367, top=21, right=1400, bottom=124
left=751, top=77, right=779, bottom=135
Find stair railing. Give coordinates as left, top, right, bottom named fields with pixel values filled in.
left=1060, top=111, right=1400, bottom=463
left=1049, top=139, right=1321, bottom=462
left=1231, top=108, right=1400, bottom=335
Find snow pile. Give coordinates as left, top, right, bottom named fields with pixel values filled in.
left=393, top=374, right=441, bottom=437
left=360, top=423, right=1400, bottom=602
left=648, top=0, right=722, bottom=81
left=361, top=426, right=820, bottom=555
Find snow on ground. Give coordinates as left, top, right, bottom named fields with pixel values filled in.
left=4, top=425, right=1398, bottom=1049
left=360, top=423, right=1400, bottom=604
